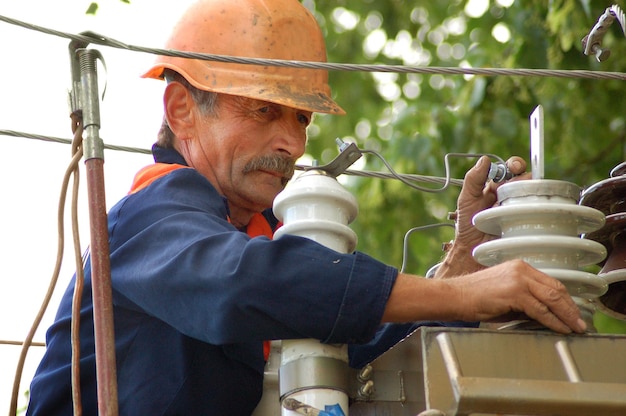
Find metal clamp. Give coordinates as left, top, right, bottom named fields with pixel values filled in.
left=582, top=5, right=626, bottom=62
left=279, top=356, right=349, bottom=399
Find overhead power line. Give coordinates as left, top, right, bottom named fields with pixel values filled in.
left=0, top=14, right=625, bottom=81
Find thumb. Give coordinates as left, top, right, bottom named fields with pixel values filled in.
left=462, top=156, right=491, bottom=198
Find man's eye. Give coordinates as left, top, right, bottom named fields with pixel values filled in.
left=298, top=114, right=310, bottom=125
left=259, top=107, right=270, bottom=113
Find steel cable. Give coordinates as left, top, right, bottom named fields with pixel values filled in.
left=0, top=14, right=625, bottom=81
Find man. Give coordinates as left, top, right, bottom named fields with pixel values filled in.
left=27, top=0, right=585, bottom=414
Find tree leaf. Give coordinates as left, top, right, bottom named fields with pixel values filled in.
left=85, top=2, right=98, bottom=15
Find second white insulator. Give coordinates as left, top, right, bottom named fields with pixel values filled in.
left=273, top=170, right=358, bottom=253
left=271, top=170, right=358, bottom=416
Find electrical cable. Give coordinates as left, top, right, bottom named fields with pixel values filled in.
left=358, top=150, right=503, bottom=193
left=0, top=129, right=152, bottom=155
left=332, top=167, right=465, bottom=187
left=8, top=135, right=84, bottom=416
left=400, top=224, right=455, bottom=273
left=0, top=129, right=464, bottom=187
left=69, top=113, right=85, bottom=416
left=0, top=14, right=625, bottom=81
left=0, top=341, right=45, bottom=347
left=356, top=149, right=506, bottom=273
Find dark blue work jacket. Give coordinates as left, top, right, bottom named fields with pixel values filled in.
left=27, top=145, right=404, bottom=415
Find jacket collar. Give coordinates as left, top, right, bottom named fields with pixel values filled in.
left=152, top=143, right=189, bottom=166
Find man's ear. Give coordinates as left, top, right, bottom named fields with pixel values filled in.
left=164, top=81, right=196, bottom=140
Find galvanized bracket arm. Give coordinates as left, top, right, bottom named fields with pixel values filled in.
left=582, top=5, right=626, bottom=62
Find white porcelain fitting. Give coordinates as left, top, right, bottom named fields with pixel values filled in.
left=272, top=170, right=358, bottom=416
left=273, top=170, right=358, bottom=254
left=473, top=180, right=607, bottom=329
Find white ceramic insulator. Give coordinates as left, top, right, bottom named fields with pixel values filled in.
left=272, top=170, right=359, bottom=416
left=273, top=171, right=358, bottom=253
left=473, top=180, right=608, bottom=328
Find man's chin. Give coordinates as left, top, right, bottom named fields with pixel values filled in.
left=256, top=184, right=285, bottom=205
left=240, top=173, right=287, bottom=203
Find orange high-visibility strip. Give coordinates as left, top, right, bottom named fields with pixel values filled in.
left=129, top=163, right=190, bottom=195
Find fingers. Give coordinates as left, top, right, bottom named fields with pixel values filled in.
left=455, top=154, right=527, bottom=239
left=463, top=155, right=492, bottom=199
left=505, top=156, right=526, bottom=176
left=464, top=155, right=527, bottom=196
left=484, top=156, right=529, bottom=194
left=454, top=156, right=496, bottom=246
left=459, top=261, right=586, bottom=334
left=501, top=261, right=586, bottom=334
left=525, top=275, right=587, bottom=334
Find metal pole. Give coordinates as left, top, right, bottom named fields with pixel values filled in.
left=77, top=48, right=119, bottom=416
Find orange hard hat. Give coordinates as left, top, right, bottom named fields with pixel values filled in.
left=142, top=0, right=345, bottom=115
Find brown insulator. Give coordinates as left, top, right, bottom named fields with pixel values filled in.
left=581, top=162, right=626, bottom=320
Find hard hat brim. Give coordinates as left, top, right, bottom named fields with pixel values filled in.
left=142, top=62, right=346, bottom=116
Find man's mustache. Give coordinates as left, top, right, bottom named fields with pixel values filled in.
left=243, top=155, right=296, bottom=183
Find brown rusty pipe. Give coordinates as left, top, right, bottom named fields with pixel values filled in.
left=78, top=48, right=119, bottom=416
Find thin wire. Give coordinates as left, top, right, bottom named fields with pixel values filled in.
left=0, top=14, right=625, bottom=81
left=0, top=340, right=45, bottom=347
left=69, top=114, right=84, bottom=416
left=9, top=141, right=83, bottom=416
left=295, top=164, right=465, bottom=187
left=0, top=129, right=152, bottom=154
left=2, top=128, right=464, bottom=187
left=359, top=150, right=501, bottom=193
left=400, top=223, right=455, bottom=273
left=338, top=167, right=465, bottom=187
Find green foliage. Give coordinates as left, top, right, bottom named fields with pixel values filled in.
left=307, top=0, right=625, bottom=276
left=16, top=390, right=29, bottom=415
left=90, top=0, right=625, bottom=330
left=85, top=2, right=98, bottom=15
left=594, top=311, right=626, bottom=334
left=307, top=0, right=625, bottom=333
left=86, top=0, right=130, bottom=15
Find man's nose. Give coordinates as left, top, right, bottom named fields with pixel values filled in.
left=273, top=118, right=307, bottom=158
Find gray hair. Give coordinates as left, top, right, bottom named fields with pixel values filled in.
left=156, top=69, right=219, bottom=148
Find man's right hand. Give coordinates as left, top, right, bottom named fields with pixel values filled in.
left=382, top=263, right=586, bottom=335
left=450, top=259, right=586, bottom=334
